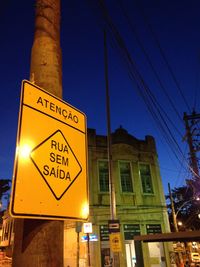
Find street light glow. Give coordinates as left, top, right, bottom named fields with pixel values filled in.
left=17, top=142, right=33, bottom=160
left=81, top=202, right=89, bottom=218
left=177, top=221, right=183, bottom=226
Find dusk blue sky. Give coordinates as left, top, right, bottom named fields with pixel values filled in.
left=0, top=0, right=199, bottom=204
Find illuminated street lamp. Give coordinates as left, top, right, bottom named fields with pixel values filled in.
left=171, top=196, right=199, bottom=265
left=177, top=221, right=183, bottom=227
left=168, top=182, right=200, bottom=232
left=168, top=183, right=200, bottom=266
left=173, top=197, right=200, bottom=232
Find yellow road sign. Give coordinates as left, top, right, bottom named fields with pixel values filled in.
left=10, top=80, right=88, bottom=220
left=109, top=233, right=122, bottom=252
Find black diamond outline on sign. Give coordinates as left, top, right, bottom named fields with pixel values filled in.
left=30, top=129, right=82, bottom=200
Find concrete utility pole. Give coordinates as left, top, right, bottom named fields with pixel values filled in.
left=30, top=0, right=62, bottom=97
left=168, top=182, right=178, bottom=232
left=12, top=1, right=63, bottom=266
left=183, top=111, right=200, bottom=180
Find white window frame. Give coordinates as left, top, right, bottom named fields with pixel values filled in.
left=98, top=159, right=109, bottom=192
left=139, top=163, right=154, bottom=194
left=119, top=161, right=133, bottom=193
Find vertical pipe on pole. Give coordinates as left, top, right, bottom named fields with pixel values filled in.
left=104, top=29, right=120, bottom=267
left=103, top=29, right=117, bottom=221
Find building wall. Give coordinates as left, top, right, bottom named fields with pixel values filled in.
left=87, top=127, right=171, bottom=267
left=1, top=126, right=170, bottom=266
left=0, top=210, right=14, bottom=257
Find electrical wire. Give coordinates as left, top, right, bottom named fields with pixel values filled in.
left=135, top=0, right=192, bottom=114
left=118, top=3, right=200, bottom=184
left=87, top=0, right=197, bottom=189
left=95, top=0, right=189, bottom=166
left=117, top=0, right=184, bottom=126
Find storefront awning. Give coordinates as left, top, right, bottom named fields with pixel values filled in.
left=134, top=230, right=200, bottom=242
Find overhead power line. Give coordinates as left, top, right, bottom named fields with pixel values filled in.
left=117, top=0, right=184, bottom=126
left=135, top=0, right=191, bottom=113
left=87, top=0, right=194, bottom=185
left=95, top=0, right=188, bottom=159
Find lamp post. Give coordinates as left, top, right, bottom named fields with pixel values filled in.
left=172, top=199, right=200, bottom=265
left=173, top=198, right=199, bottom=231
left=168, top=183, right=200, bottom=265
left=168, top=183, right=199, bottom=232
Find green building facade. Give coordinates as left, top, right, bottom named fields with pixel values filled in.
left=0, top=126, right=171, bottom=267
left=87, top=127, right=171, bottom=267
